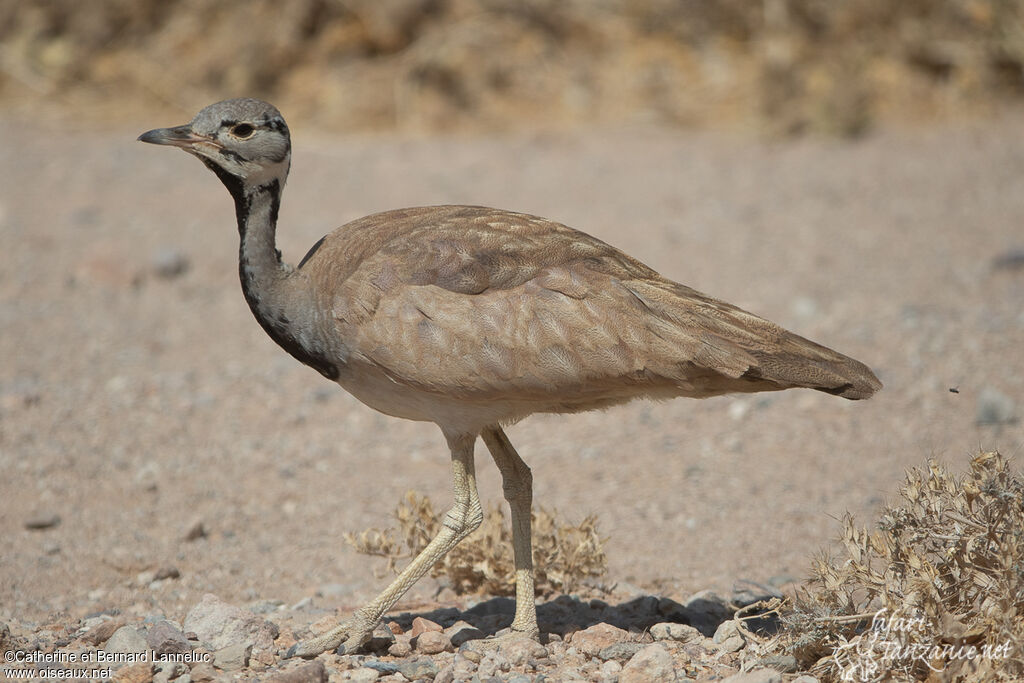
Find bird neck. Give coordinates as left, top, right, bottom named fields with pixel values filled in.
left=217, top=169, right=341, bottom=380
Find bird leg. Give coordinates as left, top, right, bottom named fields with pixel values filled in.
left=287, top=431, right=483, bottom=658
left=481, top=426, right=540, bottom=639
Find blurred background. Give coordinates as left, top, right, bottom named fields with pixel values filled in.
left=3, top=0, right=1024, bottom=134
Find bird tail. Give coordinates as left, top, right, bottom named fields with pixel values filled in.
left=743, top=332, right=882, bottom=400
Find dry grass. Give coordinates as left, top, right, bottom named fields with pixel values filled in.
left=772, top=451, right=1024, bottom=681
left=346, top=491, right=606, bottom=597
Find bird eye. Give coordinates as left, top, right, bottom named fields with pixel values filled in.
left=231, top=123, right=255, bottom=138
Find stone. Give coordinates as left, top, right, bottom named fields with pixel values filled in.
left=443, top=620, right=483, bottom=647
left=721, top=668, right=784, bottom=683
left=24, top=513, right=61, bottom=530
left=106, top=625, right=149, bottom=654
left=342, top=669, right=379, bottom=682
left=151, top=247, right=190, bottom=279
left=713, top=620, right=745, bottom=653
left=81, top=618, right=124, bottom=646
left=758, top=654, right=798, bottom=673
left=598, top=641, right=644, bottom=661
left=619, top=643, right=676, bottom=683
left=264, top=661, right=327, bottom=683
left=113, top=662, right=155, bottom=683
left=183, top=594, right=279, bottom=651
left=394, top=657, right=439, bottom=680
left=600, top=659, right=623, bottom=677
left=213, top=642, right=252, bottom=671
left=683, top=590, right=732, bottom=637
left=433, top=664, right=454, bottom=683
left=188, top=663, right=216, bottom=683
left=364, top=624, right=395, bottom=653
left=412, top=629, right=451, bottom=654
left=387, top=634, right=412, bottom=657
left=146, top=620, right=191, bottom=656
left=569, top=623, right=631, bottom=657
left=183, top=519, right=207, bottom=541
left=650, top=622, right=701, bottom=643
left=152, top=661, right=187, bottom=683
left=409, top=616, right=443, bottom=638
left=792, top=676, right=819, bottom=683
left=153, top=566, right=180, bottom=581
left=497, top=635, right=548, bottom=666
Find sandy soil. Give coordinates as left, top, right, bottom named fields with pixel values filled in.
left=2, top=113, right=1022, bottom=632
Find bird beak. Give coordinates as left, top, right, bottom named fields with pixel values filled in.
left=138, top=125, right=218, bottom=151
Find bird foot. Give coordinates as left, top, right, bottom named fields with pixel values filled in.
left=285, top=616, right=376, bottom=659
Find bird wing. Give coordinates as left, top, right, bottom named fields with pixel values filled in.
left=305, top=206, right=878, bottom=403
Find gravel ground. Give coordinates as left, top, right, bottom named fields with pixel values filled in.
left=1, top=112, right=1023, bottom=680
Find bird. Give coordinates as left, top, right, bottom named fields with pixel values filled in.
left=138, top=98, right=881, bottom=658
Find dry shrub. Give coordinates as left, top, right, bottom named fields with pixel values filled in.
left=345, top=491, right=606, bottom=596
left=777, top=451, right=1024, bottom=681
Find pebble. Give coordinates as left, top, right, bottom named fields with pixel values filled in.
left=213, top=642, right=252, bottom=671
left=183, top=519, right=207, bottom=541
left=569, top=623, right=632, bottom=656
left=758, top=654, right=798, bottom=673
left=712, top=621, right=745, bottom=653
left=412, top=629, right=452, bottom=654
left=24, top=513, right=61, bottom=530
left=443, top=620, right=483, bottom=647
left=598, top=641, right=644, bottom=661
left=81, top=618, right=124, bottom=646
left=113, top=662, right=154, bottom=683
left=409, top=616, right=443, bottom=638
left=341, top=668, right=379, bottom=682
left=106, top=625, right=149, bottom=654
left=146, top=620, right=191, bottom=656
left=387, top=634, right=412, bottom=657
left=188, top=663, right=216, bottom=683
left=152, top=661, right=187, bottom=683
left=394, top=657, right=439, bottom=680
left=151, top=247, right=190, bottom=279
left=497, top=636, right=548, bottom=666
left=721, top=668, right=783, bottom=683
left=619, top=643, right=677, bottom=683
left=264, top=661, right=327, bottom=683
left=364, top=624, right=396, bottom=653
left=650, top=622, right=701, bottom=643
left=183, top=593, right=279, bottom=651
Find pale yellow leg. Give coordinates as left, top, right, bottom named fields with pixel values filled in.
left=481, top=426, right=539, bottom=638
left=287, top=430, right=482, bottom=658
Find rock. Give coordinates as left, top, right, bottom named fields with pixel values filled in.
left=409, top=616, right=443, bottom=637
left=153, top=661, right=187, bottom=683
left=713, top=620, right=745, bottom=653
left=151, top=247, right=190, bottom=279
left=619, top=643, right=676, bottom=683
left=570, top=622, right=631, bottom=656
left=387, top=634, right=412, bottom=657
left=265, top=661, right=327, bottom=683
left=364, top=624, right=395, bottom=653
left=183, top=594, right=279, bottom=651
left=394, top=657, right=439, bottom=680
left=497, top=635, right=548, bottom=666
left=599, top=641, right=644, bottom=661
left=342, top=668, right=379, bottom=682
left=213, top=642, right=252, bottom=671
left=977, top=387, right=1018, bottom=425
left=433, top=664, right=455, bottom=683
left=24, top=513, right=61, bottom=530
left=443, top=620, right=483, bottom=647
left=601, top=659, right=623, bottom=677
left=188, top=663, right=216, bottom=683
left=650, top=622, right=701, bottom=643
left=113, top=662, right=155, bottom=683
left=683, top=590, right=732, bottom=636
left=183, top=519, right=207, bottom=541
left=360, top=658, right=398, bottom=675
left=721, top=668, right=784, bottom=683
left=153, top=566, right=180, bottom=581
left=758, top=654, right=798, bottom=673
left=792, top=676, right=819, bottom=683
left=81, top=618, right=124, bottom=646
left=106, top=625, right=149, bottom=654
left=412, top=629, right=452, bottom=654
left=146, top=620, right=191, bottom=656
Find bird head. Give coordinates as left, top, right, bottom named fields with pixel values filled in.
left=138, top=98, right=291, bottom=192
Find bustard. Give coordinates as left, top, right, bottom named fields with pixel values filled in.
left=139, top=98, right=881, bottom=658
